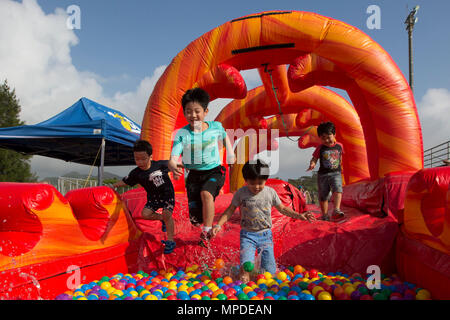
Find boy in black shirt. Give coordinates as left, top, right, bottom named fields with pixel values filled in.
left=307, top=122, right=345, bottom=222
left=112, top=140, right=176, bottom=254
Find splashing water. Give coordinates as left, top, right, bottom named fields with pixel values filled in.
left=19, top=273, right=43, bottom=300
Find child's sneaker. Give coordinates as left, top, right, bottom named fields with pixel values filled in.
left=198, top=231, right=212, bottom=247
left=161, top=221, right=166, bottom=232
left=321, top=214, right=330, bottom=221
left=332, top=209, right=345, bottom=221
left=161, top=240, right=176, bottom=254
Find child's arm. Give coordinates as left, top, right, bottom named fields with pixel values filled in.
left=211, top=204, right=237, bottom=237
left=111, top=180, right=127, bottom=189
left=168, top=155, right=184, bottom=180
left=307, top=157, right=317, bottom=171
left=224, top=134, right=236, bottom=166
left=275, top=203, right=316, bottom=223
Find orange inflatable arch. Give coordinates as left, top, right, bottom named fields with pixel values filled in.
left=141, top=10, right=423, bottom=181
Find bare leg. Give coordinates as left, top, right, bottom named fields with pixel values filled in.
left=320, top=200, right=329, bottom=217
left=162, top=209, right=174, bottom=241
left=141, top=207, right=163, bottom=220
left=334, top=192, right=342, bottom=211
left=200, top=190, right=215, bottom=228
left=239, top=267, right=250, bottom=283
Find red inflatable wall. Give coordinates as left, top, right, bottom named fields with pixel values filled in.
left=0, top=184, right=141, bottom=299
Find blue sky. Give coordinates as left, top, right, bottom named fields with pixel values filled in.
left=2, top=0, right=449, bottom=179
left=36, top=0, right=449, bottom=100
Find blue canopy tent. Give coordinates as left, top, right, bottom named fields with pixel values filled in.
left=0, top=97, right=141, bottom=185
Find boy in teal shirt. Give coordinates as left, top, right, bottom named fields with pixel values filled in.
left=168, top=88, right=235, bottom=246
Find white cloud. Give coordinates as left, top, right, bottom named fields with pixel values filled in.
left=417, top=88, right=450, bottom=149
left=0, top=0, right=161, bottom=179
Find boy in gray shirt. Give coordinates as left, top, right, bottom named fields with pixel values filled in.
left=211, top=160, right=316, bottom=282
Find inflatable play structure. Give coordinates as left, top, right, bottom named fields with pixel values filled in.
left=1, top=11, right=449, bottom=300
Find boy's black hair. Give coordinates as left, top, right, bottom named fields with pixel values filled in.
left=242, top=159, right=270, bottom=181
left=317, top=121, right=336, bottom=136
left=133, top=140, right=152, bottom=156
left=181, top=87, right=210, bottom=111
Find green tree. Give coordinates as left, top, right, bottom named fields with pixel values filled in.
left=0, top=80, right=37, bottom=182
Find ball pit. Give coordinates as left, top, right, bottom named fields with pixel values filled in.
left=55, top=261, right=433, bottom=300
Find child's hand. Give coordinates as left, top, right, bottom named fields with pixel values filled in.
left=306, top=163, right=315, bottom=171
left=303, top=212, right=317, bottom=223
left=211, top=225, right=221, bottom=237
left=170, top=163, right=184, bottom=180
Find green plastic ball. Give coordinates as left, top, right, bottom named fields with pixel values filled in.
left=217, top=294, right=227, bottom=300
left=243, top=261, right=254, bottom=272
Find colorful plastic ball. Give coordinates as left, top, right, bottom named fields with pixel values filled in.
left=416, top=289, right=431, bottom=300
left=350, top=290, right=362, bottom=300
left=237, top=293, right=249, bottom=300
left=318, top=291, right=332, bottom=300
left=55, top=294, right=72, bottom=300
left=308, top=269, right=318, bottom=278
left=389, top=293, right=403, bottom=300
left=373, top=293, right=388, bottom=300
left=243, top=261, right=254, bottom=272
left=360, top=295, right=373, bottom=300
left=277, top=272, right=287, bottom=281
left=214, top=258, right=225, bottom=269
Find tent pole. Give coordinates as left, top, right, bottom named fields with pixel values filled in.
left=98, top=138, right=105, bottom=186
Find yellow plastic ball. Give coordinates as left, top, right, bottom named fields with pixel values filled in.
left=277, top=272, right=287, bottom=281
left=100, top=282, right=112, bottom=290
left=416, top=289, right=431, bottom=300
left=73, top=291, right=85, bottom=297
left=106, top=287, right=116, bottom=295
left=256, top=279, right=266, bottom=285
left=139, top=290, right=150, bottom=298
left=113, top=290, right=124, bottom=296
left=178, top=285, right=189, bottom=292
left=145, top=295, right=158, bottom=300
left=318, top=291, right=332, bottom=300
left=165, top=273, right=173, bottom=280
left=312, top=286, right=324, bottom=296
left=77, top=297, right=88, bottom=300
left=264, top=272, right=272, bottom=279
left=323, top=279, right=334, bottom=286
left=302, top=290, right=312, bottom=295
left=129, top=291, right=139, bottom=298
left=191, top=294, right=202, bottom=300
left=344, top=286, right=355, bottom=296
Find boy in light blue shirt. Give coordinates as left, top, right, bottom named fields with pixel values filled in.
left=168, top=88, right=235, bottom=246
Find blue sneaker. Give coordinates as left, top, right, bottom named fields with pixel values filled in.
left=161, top=221, right=166, bottom=232
left=161, top=240, right=176, bottom=254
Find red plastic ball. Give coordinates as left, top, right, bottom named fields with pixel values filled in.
left=309, top=269, right=318, bottom=278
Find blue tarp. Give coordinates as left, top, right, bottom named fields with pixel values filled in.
left=0, top=97, right=141, bottom=166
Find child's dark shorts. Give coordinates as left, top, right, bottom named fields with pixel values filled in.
left=186, top=165, right=226, bottom=225
left=317, top=171, right=343, bottom=201
left=144, top=188, right=175, bottom=213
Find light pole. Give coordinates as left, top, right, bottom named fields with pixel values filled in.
left=405, top=5, right=419, bottom=93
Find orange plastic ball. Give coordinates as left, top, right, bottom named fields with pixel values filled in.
left=215, top=258, right=225, bottom=269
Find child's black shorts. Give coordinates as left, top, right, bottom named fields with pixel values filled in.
left=186, top=165, right=226, bottom=225
left=144, top=189, right=175, bottom=213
